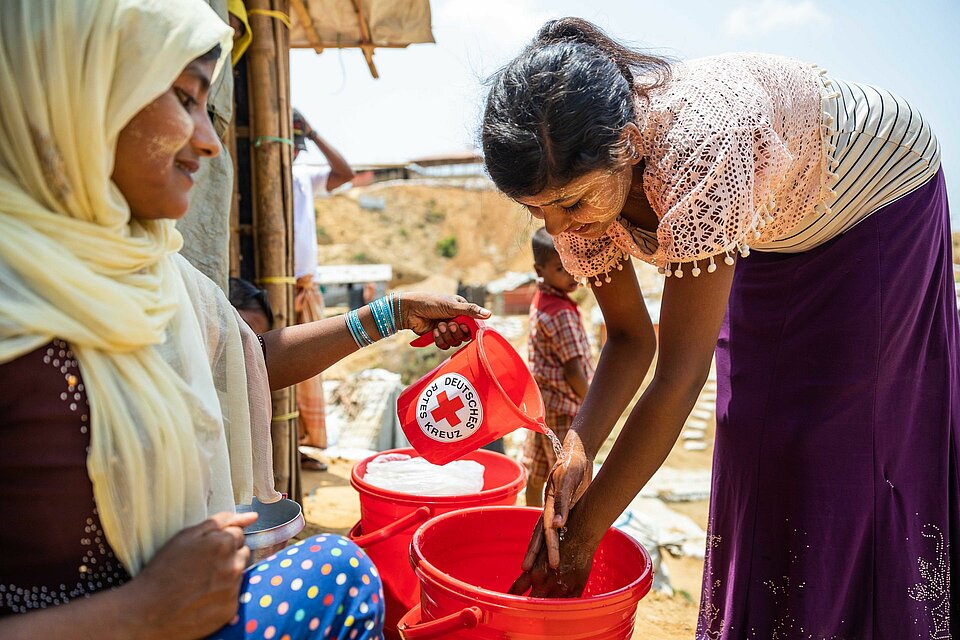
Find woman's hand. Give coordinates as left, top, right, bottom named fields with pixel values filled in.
left=508, top=430, right=595, bottom=598
left=401, top=293, right=492, bottom=349
left=529, top=430, right=593, bottom=569
left=130, top=511, right=257, bottom=639
left=508, top=506, right=600, bottom=598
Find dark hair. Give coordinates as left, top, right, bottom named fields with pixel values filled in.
left=228, top=277, right=274, bottom=330
left=532, top=227, right=558, bottom=266
left=482, top=18, right=671, bottom=199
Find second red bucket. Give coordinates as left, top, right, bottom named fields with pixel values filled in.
left=349, top=448, right=526, bottom=639
left=398, top=506, right=653, bottom=639
left=398, top=317, right=547, bottom=465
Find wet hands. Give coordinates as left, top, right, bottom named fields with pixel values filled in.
left=508, top=507, right=598, bottom=598
left=509, top=431, right=597, bottom=598
left=402, top=293, right=492, bottom=349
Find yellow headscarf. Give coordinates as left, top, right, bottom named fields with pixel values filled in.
left=0, top=0, right=278, bottom=575
left=228, top=0, right=253, bottom=65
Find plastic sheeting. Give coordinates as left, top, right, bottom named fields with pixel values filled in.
left=290, top=0, right=434, bottom=49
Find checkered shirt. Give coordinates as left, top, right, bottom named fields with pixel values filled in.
left=528, top=283, right=594, bottom=418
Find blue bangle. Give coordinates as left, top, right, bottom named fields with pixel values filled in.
left=388, top=293, right=400, bottom=333
left=344, top=313, right=362, bottom=348
left=347, top=309, right=375, bottom=346
left=370, top=298, right=389, bottom=339
left=384, top=295, right=397, bottom=335
left=371, top=297, right=397, bottom=339
left=356, top=310, right=376, bottom=345
left=345, top=311, right=364, bottom=347
left=393, top=293, right=403, bottom=330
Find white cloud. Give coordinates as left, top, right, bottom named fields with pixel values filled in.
left=723, top=0, right=829, bottom=37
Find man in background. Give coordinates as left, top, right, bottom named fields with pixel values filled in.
left=292, top=109, right=354, bottom=470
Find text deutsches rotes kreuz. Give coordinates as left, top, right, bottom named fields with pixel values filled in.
left=416, top=374, right=484, bottom=442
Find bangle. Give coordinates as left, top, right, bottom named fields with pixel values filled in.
left=345, top=309, right=375, bottom=347
left=385, top=295, right=397, bottom=335
left=393, top=293, right=404, bottom=330
left=344, top=313, right=363, bottom=348
left=370, top=296, right=398, bottom=339
left=369, top=297, right=388, bottom=339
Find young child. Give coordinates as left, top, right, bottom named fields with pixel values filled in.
left=523, top=228, right=595, bottom=507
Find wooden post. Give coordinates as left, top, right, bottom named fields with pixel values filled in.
left=247, top=0, right=300, bottom=502
left=274, top=0, right=301, bottom=505
left=226, top=117, right=241, bottom=279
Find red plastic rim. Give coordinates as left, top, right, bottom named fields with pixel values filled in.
left=474, top=327, right=545, bottom=428
left=410, top=506, right=653, bottom=608
left=351, top=448, right=526, bottom=504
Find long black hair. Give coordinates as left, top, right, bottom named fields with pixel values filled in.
left=228, top=277, right=274, bottom=330
left=481, top=18, right=671, bottom=199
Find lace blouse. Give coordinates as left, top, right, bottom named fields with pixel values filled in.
left=555, top=53, right=939, bottom=283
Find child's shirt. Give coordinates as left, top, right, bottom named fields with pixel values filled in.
left=528, top=282, right=595, bottom=417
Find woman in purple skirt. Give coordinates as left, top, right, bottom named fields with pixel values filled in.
left=485, top=17, right=958, bottom=639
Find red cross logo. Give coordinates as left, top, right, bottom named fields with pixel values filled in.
left=431, top=391, right=464, bottom=427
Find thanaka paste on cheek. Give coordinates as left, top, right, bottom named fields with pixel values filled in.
left=135, top=95, right=193, bottom=166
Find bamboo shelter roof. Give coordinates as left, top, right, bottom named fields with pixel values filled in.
left=288, top=0, right=434, bottom=77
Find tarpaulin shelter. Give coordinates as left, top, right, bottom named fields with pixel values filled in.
left=288, top=0, right=434, bottom=77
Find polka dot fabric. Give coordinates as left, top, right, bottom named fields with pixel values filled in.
left=208, top=536, right=384, bottom=640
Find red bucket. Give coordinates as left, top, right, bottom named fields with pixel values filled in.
left=398, top=317, right=546, bottom=465
left=350, top=449, right=526, bottom=639
left=398, top=506, right=652, bottom=640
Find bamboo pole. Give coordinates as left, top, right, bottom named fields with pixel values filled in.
left=350, top=0, right=379, bottom=78
left=273, top=0, right=301, bottom=505
left=247, top=0, right=299, bottom=501
left=290, top=0, right=324, bottom=55
left=226, top=116, right=241, bottom=279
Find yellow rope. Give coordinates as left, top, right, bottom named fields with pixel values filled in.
left=271, top=411, right=300, bottom=422
left=247, top=8, right=292, bottom=29
left=256, top=276, right=297, bottom=285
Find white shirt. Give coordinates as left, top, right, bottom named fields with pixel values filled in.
left=292, top=163, right=331, bottom=279
left=759, top=76, right=941, bottom=252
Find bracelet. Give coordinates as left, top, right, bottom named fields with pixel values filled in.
left=353, top=310, right=376, bottom=346
left=369, top=297, right=391, bottom=339
left=345, top=309, right=375, bottom=347
left=355, top=310, right=376, bottom=346
left=392, top=293, right=404, bottom=331
left=385, top=294, right=398, bottom=334
left=370, top=296, right=400, bottom=339
left=344, top=313, right=362, bottom=348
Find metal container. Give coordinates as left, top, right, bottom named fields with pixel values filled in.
left=238, top=497, right=305, bottom=564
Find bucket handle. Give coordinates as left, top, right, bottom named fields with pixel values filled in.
left=352, top=506, right=432, bottom=548
left=410, top=315, right=485, bottom=348
left=398, top=604, right=482, bottom=639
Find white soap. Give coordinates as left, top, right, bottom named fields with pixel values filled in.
left=363, top=454, right=485, bottom=496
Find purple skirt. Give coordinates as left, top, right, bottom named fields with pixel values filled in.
left=699, top=170, right=959, bottom=639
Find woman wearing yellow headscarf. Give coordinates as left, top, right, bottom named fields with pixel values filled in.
left=0, top=0, right=487, bottom=636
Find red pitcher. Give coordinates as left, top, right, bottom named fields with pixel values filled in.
left=397, top=317, right=547, bottom=465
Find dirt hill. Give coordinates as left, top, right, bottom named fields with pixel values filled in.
left=316, top=179, right=537, bottom=286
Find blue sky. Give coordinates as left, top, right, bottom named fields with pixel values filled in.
left=291, top=0, right=959, bottom=224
